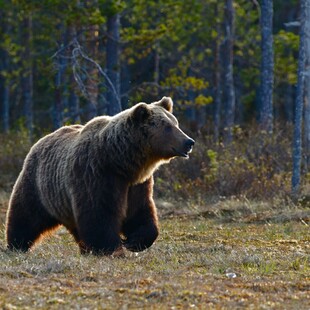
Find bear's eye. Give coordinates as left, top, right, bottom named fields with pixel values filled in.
left=164, top=125, right=172, bottom=133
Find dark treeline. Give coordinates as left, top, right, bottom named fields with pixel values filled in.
left=1, top=0, right=310, bottom=196
left=0, top=0, right=303, bottom=133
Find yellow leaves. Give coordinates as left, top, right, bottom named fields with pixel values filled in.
left=205, top=48, right=213, bottom=56
left=195, top=94, right=213, bottom=106
left=287, top=71, right=297, bottom=85
left=274, top=30, right=299, bottom=86
left=162, top=73, right=212, bottom=107
left=159, top=48, right=212, bottom=101
left=88, top=8, right=105, bottom=25
left=184, top=76, right=208, bottom=91
left=127, top=57, right=135, bottom=65
left=205, top=149, right=219, bottom=182
left=211, top=29, right=218, bottom=39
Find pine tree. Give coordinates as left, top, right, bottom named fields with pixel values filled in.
left=259, top=0, right=274, bottom=133
left=223, top=0, right=235, bottom=144
left=106, top=13, right=121, bottom=115
left=292, top=0, right=309, bottom=195
left=304, top=0, right=310, bottom=171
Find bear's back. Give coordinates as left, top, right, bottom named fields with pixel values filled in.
left=29, top=125, right=83, bottom=225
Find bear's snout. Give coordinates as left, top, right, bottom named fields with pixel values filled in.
left=172, top=137, right=195, bottom=158
left=183, top=138, right=195, bottom=155
left=185, top=138, right=195, bottom=149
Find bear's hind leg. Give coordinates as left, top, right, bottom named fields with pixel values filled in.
left=65, top=227, right=90, bottom=255
left=6, top=199, right=59, bottom=252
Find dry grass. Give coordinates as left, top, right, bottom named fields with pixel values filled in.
left=0, top=129, right=309, bottom=309
left=0, top=189, right=309, bottom=309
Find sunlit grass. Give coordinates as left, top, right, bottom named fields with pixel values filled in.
left=0, top=210, right=309, bottom=308
left=0, top=129, right=309, bottom=308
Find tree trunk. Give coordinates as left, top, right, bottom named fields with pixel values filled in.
left=120, top=60, right=130, bottom=111
left=283, top=84, right=294, bottom=123
left=223, top=0, right=235, bottom=144
left=106, top=13, right=121, bottom=116
left=292, top=0, right=309, bottom=196
left=0, top=72, right=10, bottom=133
left=69, top=84, right=80, bottom=123
left=305, top=81, right=310, bottom=172
left=85, top=22, right=98, bottom=120
left=154, top=41, right=160, bottom=98
left=259, top=0, right=274, bottom=133
left=0, top=46, right=9, bottom=134
left=98, top=25, right=107, bottom=115
left=54, top=60, right=63, bottom=129
left=53, top=22, right=67, bottom=129
left=2, top=79, right=10, bottom=133
left=21, top=15, right=33, bottom=138
left=68, top=24, right=81, bottom=123
left=303, top=0, right=310, bottom=172
left=213, top=3, right=222, bottom=143
left=0, top=8, right=10, bottom=133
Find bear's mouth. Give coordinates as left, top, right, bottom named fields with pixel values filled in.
left=172, top=147, right=192, bottom=158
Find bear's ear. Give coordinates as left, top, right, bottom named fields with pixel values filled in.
left=153, top=96, right=173, bottom=113
left=132, top=103, right=151, bottom=124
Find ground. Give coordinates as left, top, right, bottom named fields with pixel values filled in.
left=0, top=190, right=309, bottom=309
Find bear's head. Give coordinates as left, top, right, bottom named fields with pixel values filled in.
left=131, top=97, right=195, bottom=160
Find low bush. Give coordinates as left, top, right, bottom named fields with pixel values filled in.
left=0, top=131, right=31, bottom=188
left=155, top=125, right=297, bottom=202
left=0, top=125, right=305, bottom=203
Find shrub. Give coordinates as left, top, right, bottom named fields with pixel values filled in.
left=155, top=125, right=294, bottom=202
left=0, top=131, right=31, bottom=187
left=0, top=124, right=301, bottom=202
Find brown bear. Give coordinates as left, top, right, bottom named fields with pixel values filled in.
left=6, top=97, right=194, bottom=255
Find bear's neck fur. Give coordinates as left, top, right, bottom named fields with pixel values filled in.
left=79, top=114, right=167, bottom=185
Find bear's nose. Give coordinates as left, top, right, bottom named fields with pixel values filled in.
left=185, top=138, right=195, bottom=149
left=184, top=139, right=195, bottom=153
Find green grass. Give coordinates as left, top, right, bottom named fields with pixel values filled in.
left=1, top=121, right=310, bottom=308
left=0, top=188, right=309, bottom=309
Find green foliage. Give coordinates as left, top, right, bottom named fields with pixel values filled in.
left=274, top=30, right=299, bottom=86
left=0, top=0, right=304, bottom=132
left=234, top=0, right=261, bottom=116
left=121, top=0, right=218, bottom=104
left=205, top=149, right=218, bottom=183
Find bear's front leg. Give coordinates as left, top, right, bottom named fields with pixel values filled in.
left=122, top=177, right=159, bottom=252
left=72, top=176, right=128, bottom=255
left=77, top=214, right=122, bottom=255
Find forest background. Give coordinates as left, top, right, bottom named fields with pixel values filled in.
left=0, top=1, right=310, bottom=308
left=0, top=0, right=310, bottom=203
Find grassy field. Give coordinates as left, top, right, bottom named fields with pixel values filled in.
left=0, top=188, right=309, bottom=309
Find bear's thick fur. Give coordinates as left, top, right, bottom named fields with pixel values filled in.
left=6, top=97, right=194, bottom=255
